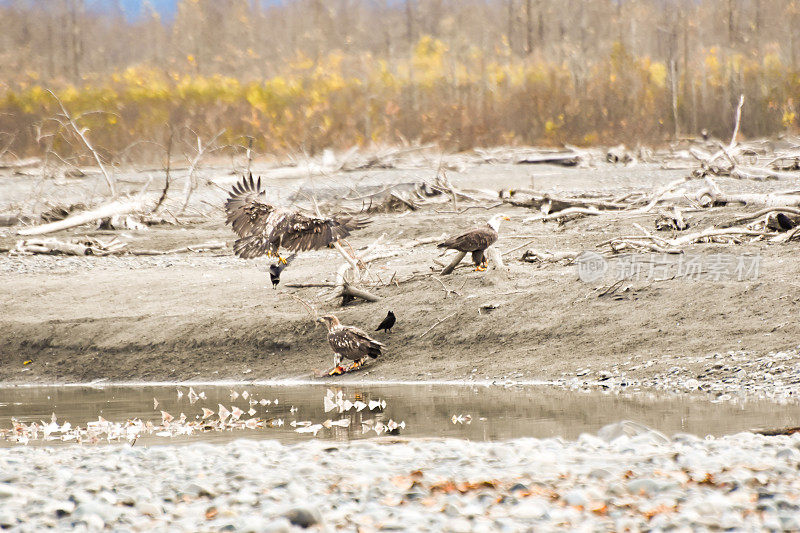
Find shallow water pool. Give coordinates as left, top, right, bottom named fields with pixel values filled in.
left=0, top=383, right=797, bottom=447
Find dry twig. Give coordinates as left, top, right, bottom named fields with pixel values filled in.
left=419, top=312, right=458, bottom=338
left=46, top=89, right=117, bottom=196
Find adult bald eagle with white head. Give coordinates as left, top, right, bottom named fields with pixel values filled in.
left=438, top=213, right=510, bottom=271
left=225, top=173, right=370, bottom=263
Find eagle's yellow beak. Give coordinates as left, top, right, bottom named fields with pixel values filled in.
left=503, top=216, right=510, bottom=221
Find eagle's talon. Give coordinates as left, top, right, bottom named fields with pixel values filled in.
left=278, top=255, right=287, bottom=265
left=328, top=365, right=346, bottom=376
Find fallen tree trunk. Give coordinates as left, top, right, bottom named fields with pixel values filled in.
left=730, top=166, right=795, bottom=181
left=440, top=251, right=467, bottom=275
left=523, top=207, right=602, bottom=223
left=17, top=199, right=146, bottom=236
left=516, top=152, right=580, bottom=166
left=16, top=238, right=93, bottom=255
left=504, top=191, right=626, bottom=212
left=697, top=190, right=800, bottom=208
left=671, top=227, right=770, bottom=246
left=609, top=225, right=770, bottom=252
left=473, top=147, right=581, bottom=166
left=340, top=283, right=380, bottom=303
left=128, top=241, right=226, bottom=255
left=521, top=249, right=581, bottom=263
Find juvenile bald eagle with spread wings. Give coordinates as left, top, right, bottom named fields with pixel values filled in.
left=225, top=174, right=370, bottom=262
left=438, top=213, right=510, bottom=271
left=318, top=315, right=383, bottom=375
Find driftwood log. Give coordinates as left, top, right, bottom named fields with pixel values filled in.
left=17, top=199, right=146, bottom=236
left=440, top=251, right=467, bottom=275
left=128, top=241, right=226, bottom=255
left=697, top=189, right=800, bottom=208
left=521, top=249, right=581, bottom=263
left=340, top=283, right=380, bottom=303
left=504, top=190, right=626, bottom=213
left=16, top=239, right=94, bottom=256
left=473, top=147, right=581, bottom=166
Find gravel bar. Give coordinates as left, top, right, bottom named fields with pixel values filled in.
left=555, top=347, right=800, bottom=405
left=1, top=422, right=800, bottom=531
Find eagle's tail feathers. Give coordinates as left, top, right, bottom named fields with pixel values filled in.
left=367, top=344, right=382, bottom=358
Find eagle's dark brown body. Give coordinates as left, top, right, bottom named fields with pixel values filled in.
left=438, top=225, right=499, bottom=253
left=318, top=315, right=383, bottom=373
left=225, top=174, right=369, bottom=259
left=438, top=225, right=499, bottom=267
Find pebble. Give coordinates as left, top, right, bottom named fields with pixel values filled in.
left=0, top=424, right=797, bottom=530
left=0, top=510, right=17, bottom=528
left=562, top=489, right=587, bottom=507
left=557, top=348, right=800, bottom=405
left=137, top=501, right=162, bottom=517
left=282, top=507, right=321, bottom=528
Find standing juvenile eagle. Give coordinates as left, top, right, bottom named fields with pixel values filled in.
left=438, top=213, right=510, bottom=271
left=225, top=174, right=370, bottom=262
left=317, top=315, right=383, bottom=375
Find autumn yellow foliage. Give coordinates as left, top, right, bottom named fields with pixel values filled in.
left=0, top=37, right=798, bottom=159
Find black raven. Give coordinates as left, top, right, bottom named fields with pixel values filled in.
left=375, top=311, right=396, bottom=333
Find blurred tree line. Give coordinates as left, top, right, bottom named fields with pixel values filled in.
left=0, top=0, right=798, bottom=159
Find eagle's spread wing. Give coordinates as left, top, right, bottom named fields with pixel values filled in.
left=225, top=173, right=274, bottom=239
left=328, top=326, right=384, bottom=360
left=280, top=213, right=370, bottom=252
left=226, top=174, right=370, bottom=258
left=233, top=234, right=274, bottom=259
left=439, top=226, right=499, bottom=253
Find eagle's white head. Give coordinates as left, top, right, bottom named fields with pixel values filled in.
left=487, top=213, right=511, bottom=232
left=317, top=315, right=341, bottom=332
